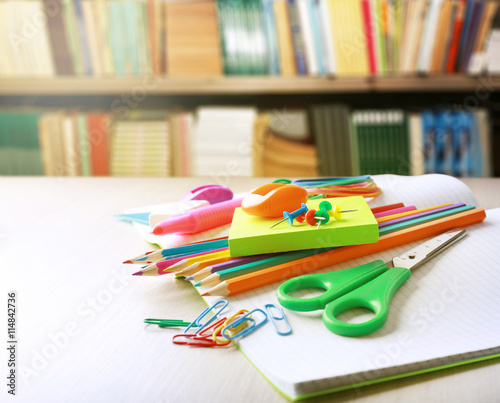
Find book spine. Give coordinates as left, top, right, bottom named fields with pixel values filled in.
left=287, top=0, right=308, bottom=75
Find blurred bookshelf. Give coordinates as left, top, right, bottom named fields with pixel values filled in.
left=1, top=0, right=500, bottom=178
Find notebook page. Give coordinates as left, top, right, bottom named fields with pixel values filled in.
left=368, top=174, right=478, bottom=208
left=201, top=209, right=500, bottom=399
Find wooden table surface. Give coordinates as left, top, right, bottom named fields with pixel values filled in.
left=1, top=176, right=499, bottom=403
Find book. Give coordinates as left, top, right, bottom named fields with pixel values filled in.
left=165, top=0, right=222, bottom=76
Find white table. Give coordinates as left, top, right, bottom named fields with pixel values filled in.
left=1, top=177, right=499, bottom=402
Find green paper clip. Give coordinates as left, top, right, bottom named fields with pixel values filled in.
left=144, top=319, right=198, bottom=328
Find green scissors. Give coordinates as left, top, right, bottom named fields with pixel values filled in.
left=277, top=228, right=467, bottom=337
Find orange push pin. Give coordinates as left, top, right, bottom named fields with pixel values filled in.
left=241, top=183, right=308, bottom=218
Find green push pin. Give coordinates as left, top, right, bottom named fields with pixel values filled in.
left=313, top=201, right=357, bottom=228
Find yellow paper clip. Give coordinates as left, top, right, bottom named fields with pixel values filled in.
left=213, top=309, right=249, bottom=344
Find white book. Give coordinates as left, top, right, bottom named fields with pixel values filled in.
left=296, top=0, right=318, bottom=75
left=408, top=113, right=425, bottom=175
left=416, top=0, right=444, bottom=74
left=318, top=0, right=337, bottom=75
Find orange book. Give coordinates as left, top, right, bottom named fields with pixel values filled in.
left=165, top=1, right=222, bottom=76
left=87, top=113, right=110, bottom=176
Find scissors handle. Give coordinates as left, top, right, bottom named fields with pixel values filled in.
left=277, top=260, right=389, bottom=312
left=323, top=267, right=411, bottom=337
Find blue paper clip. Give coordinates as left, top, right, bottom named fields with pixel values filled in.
left=265, top=304, right=292, bottom=336
left=221, top=308, right=268, bottom=340
left=184, top=299, right=228, bottom=334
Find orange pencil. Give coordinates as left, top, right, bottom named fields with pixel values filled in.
left=202, top=208, right=486, bottom=296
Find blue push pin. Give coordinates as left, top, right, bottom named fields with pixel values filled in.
left=269, top=203, right=308, bottom=229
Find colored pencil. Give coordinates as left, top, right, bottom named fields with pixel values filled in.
left=174, top=253, right=236, bottom=278
left=200, top=208, right=485, bottom=296
left=378, top=205, right=474, bottom=235
left=124, top=237, right=229, bottom=263
left=134, top=249, right=231, bottom=276
left=194, top=248, right=333, bottom=287
left=373, top=205, right=416, bottom=219
left=378, top=203, right=465, bottom=229
left=197, top=203, right=468, bottom=287
left=133, top=247, right=229, bottom=275
left=185, top=253, right=280, bottom=282
left=370, top=203, right=404, bottom=214
left=376, top=203, right=452, bottom=223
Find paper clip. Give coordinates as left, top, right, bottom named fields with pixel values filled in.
left=144, top=319, right=196, bottom=328
left=213, top=309, right=249, bottom=344
left=265, top=304, right=292, bottom=336
left=184, top=299, right=228, bottom=334
left=173, top=318, right=230, bottom=347
left=222, top=308, right=268, bottom=340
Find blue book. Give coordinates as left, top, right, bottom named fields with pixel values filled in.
left=309, top=0, right=325, bottom=76
left=452, top=111, right=473, bottom=177
left=74, top=0, right=92, bottom=75
left=421, top=111, right=436, bottom=174
left=287, top=0, right=307, bottom=75
left=469, top=112, right=483, bottom=177
left=261, top=0, right=280, bottom=75
left=456, top=0, right=475, bottom=70
left=440, top=111, right=456, bottom=176
left=125, top=2, right=140, bottom=75
left=461, top=0, right=484, bottom=72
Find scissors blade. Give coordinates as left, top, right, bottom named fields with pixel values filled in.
left=389, top=228, right=467, bottom=271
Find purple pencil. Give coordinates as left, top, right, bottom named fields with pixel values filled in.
left=185, top=253, right=283, bottom=282
left=378, top=203, right=466, bottom=229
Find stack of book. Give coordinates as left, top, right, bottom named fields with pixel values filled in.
left=309, top=104, right=491, bottom=177
left=191, top=107, right=257, bottom=177
left=2, top=0, right=499, bottom=77
left=110, top=111, right=171, bottom=177
left=253, top=112, right=318, bottom=177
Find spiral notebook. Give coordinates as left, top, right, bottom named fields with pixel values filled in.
left=133, top=174, right=500, bottom=400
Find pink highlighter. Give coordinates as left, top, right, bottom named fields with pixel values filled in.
left=151, top=197, right=244, bottom=235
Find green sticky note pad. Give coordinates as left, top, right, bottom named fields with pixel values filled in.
left=228, top=196, right=379, bottom=257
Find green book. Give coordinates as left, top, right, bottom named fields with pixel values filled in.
left=62, top=1, right=83, bottom=76
left=0, top=112, right=12, bottom=175
left=77, top=113, right=91, bottom=177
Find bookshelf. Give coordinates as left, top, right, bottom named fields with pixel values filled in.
left=1, top=76, right=500, bottom=95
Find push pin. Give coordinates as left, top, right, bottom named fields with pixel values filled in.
left=307, top=201, right=357, bottom=228
left=269, top=203, right=308, bottom=229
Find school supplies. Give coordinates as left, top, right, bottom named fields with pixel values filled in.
left=291, top=176, right=382, bottom=198
left=185, top=253, right=282, bottom=282
left=269, top=203, right=309, bottom=228
left=115, top=200, right=209, bottom=226
left=278, top=229, right=466, bottom=337
left=196, top=249, right=331, bottom=288
left=264, top=304, right=292, bottom=336
left=229, top=196, right=379, bottom=256
left=125, top=237, right=229, bottom=264
left=136, top=249, right=233, bottom=277
left=202, top=207, right=486, bottom=296
left=144, top=319, right=197, bottom=328
left=241, top=183, right=308, bottom=218
left=181, top=184, right=233, bottom=204
left=134, top=247, right=230, bottom=276
left=151, top=197, right=244, bottom=235
left=222, top=309, right=269, bottom=340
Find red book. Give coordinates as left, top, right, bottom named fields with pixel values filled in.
left=362, top=0, right=377, bottom=75
left=446, top=0, right=466, bottom=73
left=86, top=113, right=110, bottom=176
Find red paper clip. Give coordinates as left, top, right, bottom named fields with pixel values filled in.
left=172, top=318, right=230, bottom=347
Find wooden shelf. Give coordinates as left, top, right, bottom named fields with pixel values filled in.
left=0, top=75, right=499, bottom=95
